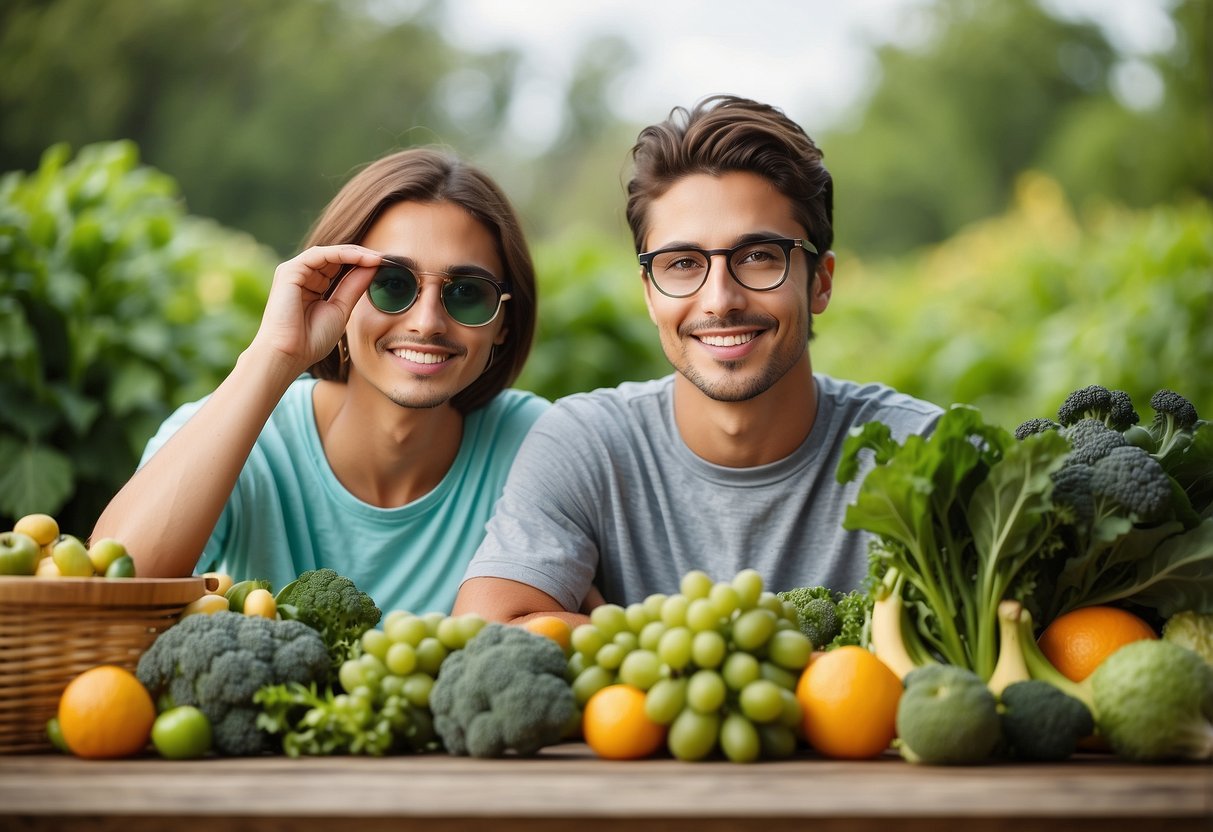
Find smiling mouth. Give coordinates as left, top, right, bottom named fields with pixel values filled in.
left=698, top=332, right=757, bottom=347
left=392, top=348, right=450, bottom=365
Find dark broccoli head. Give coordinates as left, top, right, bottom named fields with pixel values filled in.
left=1050, top=462, right=1095, bottom=527
left=1014, top=418, right=1061, bottom=441
left=999, top=680, right=1093, bottom=762
left=275, top=568, right=382, bottom=670
left=1150, top=389, right=1199, bottom=429
left=429, top=623, right=575, bottom=758
left=1061, top=418, right=1128, bottom=465
left=136, top=611, right=330, bottom=755
left=1056, top=386, right=1141, bottom=431
left=777, top=586, right=841, bottom=649
left=1090, top=445, right=1172, bottom=521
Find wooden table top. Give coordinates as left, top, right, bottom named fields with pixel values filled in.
left=2, top=744, right=1210, bottom=832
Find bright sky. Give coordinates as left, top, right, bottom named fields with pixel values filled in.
left=430, top=0, right=1177, bottom=154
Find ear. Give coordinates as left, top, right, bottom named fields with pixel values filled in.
left=641, top=269, right=659, bottom=325
left=811, top=250, right=835, bottom=314
left=493, top=327, right=508, bottom=347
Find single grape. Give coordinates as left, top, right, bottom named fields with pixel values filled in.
left=571, top=665, right=614, bottom=706
left=570, top=623, right=605, bottom=659
left=778, top=688, right=802, bottom=728
left=612, top=630, right=639, bottom=653
left=618, top=649, right=663, bottom=690
left=625, top=602, right=650, bottom=633
left=766, top=628, right=813, bottom=671
left=401, top=673, right=434, bottom=708
left=657, top=626, right=693, bottom=671
left=435, top=616, right=467, bottom=650
left=595, top=642, right=627, bottom=671
left=660, top=594, right=689, bottom=628
left=759, top=661, right=800, bottom=691
left=685, top=598, right=720, bottom=632
left=644, top=677, right=687, bottom=725
left=358, top=653, right=387, bottom=687
left=385, top=641, right=418, bottom=676
left=415, top=637, right=448, bottom=676
left=385, top=614, right=428, bottom=647
left=641, top=593, right=668, bottom=621
left=756, top=722, right=799, bottom=759
left=590, top=604, right=629, bottom=638
left=722, top=651, right=762, bottom=690
left=338, top=660, right=365, bottom=694
left=686, top=669, right=726, bottom=714
left=638, top=620, right=667, bottom=651
left=680, top=569, right=713, bottom=600
left=668, top=709, right=720, bottom=761
left=566, top=651, right=589, bottom=681
left=758, top=591, right=786, bottom=616
left=360, top=628, right=390, bottom=660
left=719, top=712, right=761, bottom=763
left=708, top=583, right=740, bottom=618
left=731, top=569, right=764, bottom=609
left=732, top=608, right=777, bottom=652
left=690, top=629, right=727, bottom=669
left=421, top=611, right=446, bottom=636
left=738, top=679, right=784, bottom=723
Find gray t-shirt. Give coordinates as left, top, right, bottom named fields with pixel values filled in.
left=463, top=374, right=942, bottom=607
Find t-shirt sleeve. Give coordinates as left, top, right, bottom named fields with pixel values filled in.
left=461, top=403, right=602, bottom=611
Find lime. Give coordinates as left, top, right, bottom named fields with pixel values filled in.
left=151, top=706, right=212, bottom=759
left=45, top=716, right=69, bottom=753
left=105, top=555, right=137, bottom=578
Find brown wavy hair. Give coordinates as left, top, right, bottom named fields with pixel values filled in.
left=304, top=148, right=536, bottom=414
left=625, top=95, right=834, bottom=256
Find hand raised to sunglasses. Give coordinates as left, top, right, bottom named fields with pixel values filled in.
left=252, top=244, right=383, bottom=373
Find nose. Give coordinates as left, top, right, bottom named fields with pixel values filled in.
left=404, top=277, right=449, bottom=335
left=696, top=253, right=746, bottom=317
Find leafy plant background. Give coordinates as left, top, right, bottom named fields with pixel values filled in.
left=0, top=0, right=1209, bottom=533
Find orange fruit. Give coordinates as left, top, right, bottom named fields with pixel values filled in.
left=582, top=684, right=667, bottom=760
left=1037, top=605, right=1156, bottom=682
left=795, top=646, right=902, bottom=759
left=57, top=665, right=156, bottom=759
left=522, top=615, right=573, bottom=654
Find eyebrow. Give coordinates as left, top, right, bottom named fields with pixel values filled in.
left=648, top=231, right=791, bottom=251
left=382, top=255, right=501, bottom=282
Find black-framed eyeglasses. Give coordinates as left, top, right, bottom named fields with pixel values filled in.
left=367, top=257, right=511, bottom=327
left=637, top=237, right=819, bottom=298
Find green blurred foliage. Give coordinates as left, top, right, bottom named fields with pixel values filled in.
left=0, top=0, right=518, bottom=257
left=0, top=142, right=275, bottom=532
left=822, top=0, right=1211, bottom=256
left=813, top=172, right=1213, bottom=427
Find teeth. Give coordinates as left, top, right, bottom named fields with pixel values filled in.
left=699, top=332, right=756, bottom=347
left=394, top=349, right=448, bottom=365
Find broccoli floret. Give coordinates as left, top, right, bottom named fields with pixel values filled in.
left=777, top=586, right=838, bottom=648
left=999, top=680, right=1094, bottom=762
left=1050, top=462, right=1095, bottom=527
left=1061, top=418, right=1128, bottom=465
left=830, top=590, right=872, bottom=649
left=275, top=568, right=382, bottom=673
left=896, top=664, right=1002, bottom=765
left=136, top=611, right=330, bottom=755
left=429, top=623, right=575, bottom=757
left=1057, top=385, right=1139, bottom=431
left=1148, top=389, right=1200, bottom=458
left=1014, top=418, right=1061, bottom=441
left=1089, top=445, right=1172, bottom=521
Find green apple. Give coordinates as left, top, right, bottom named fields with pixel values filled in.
left=51, top=534, right=95, bottom=577
left=88, top=537, right=128, bottom=573
left=151, top=706, right=212, bottom=759
left=0, top=531, right=40, bottom=576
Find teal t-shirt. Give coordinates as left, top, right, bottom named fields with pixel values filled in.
left=139, top=378, right=548, bottom=614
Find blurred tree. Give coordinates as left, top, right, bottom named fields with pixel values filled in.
left=0, top=0, right=519, bottom=256
left=822, top=0, right=1210, bottom=256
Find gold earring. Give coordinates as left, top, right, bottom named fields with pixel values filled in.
left=338, top=338, right=349, bottom=365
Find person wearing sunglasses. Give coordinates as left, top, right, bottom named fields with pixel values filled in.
left=454, top=96, right=942, bottom=626
left=93, top=148, right=547, bottom=614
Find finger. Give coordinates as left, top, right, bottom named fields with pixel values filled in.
left=285, top=245, right=383, bottom=294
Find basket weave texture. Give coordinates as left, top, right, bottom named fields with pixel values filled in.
left=0, top=576, right=205, bottom=753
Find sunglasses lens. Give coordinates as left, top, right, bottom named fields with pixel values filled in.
left=443, top=277, right=502, bottom=326
left=368, top=266, right=418, bottom=313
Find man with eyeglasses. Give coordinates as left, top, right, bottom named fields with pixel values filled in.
left=455, top=95, right=941, bottom=625
left=93, top=148, right=548, bottom=614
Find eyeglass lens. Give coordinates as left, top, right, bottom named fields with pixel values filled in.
left=367, top=264, right=504, bottom=326
left=649, top=240, right=791, bottom=295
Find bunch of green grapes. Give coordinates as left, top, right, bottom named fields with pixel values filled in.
left=568, top=569, right=813, bottom=762
left=272, top=613, right=485, bottom=756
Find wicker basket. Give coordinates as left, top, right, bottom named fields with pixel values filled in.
left=0, top=575, right=206, bottom=753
